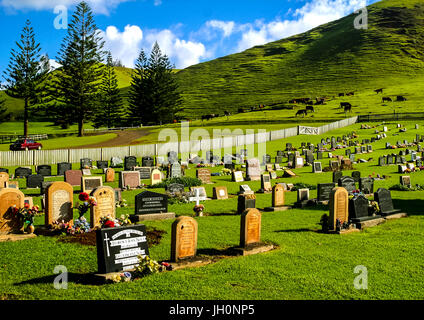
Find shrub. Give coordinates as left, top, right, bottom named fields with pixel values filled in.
left=151, top=176, right=202, bottom=189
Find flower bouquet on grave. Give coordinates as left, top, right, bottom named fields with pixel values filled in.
left=115, top=199, right=128, bottom=208
left=369, top=201, right=380, bottom=216
left=110, top=272, right=132, bottom=283
left=100, top=214, right=131, bottom=229
left=70, top=216, right=91, bottom=235
left=12, top=204, right=41, bottom=234
left=76, top=192, right=97, bottom=219
left=133, top=255, right=162, bottom=278
left=220, top=168, right=232, bottom=176
left=193, top=204, right=205, bottom=216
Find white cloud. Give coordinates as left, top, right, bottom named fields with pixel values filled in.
left=0, top=0, right=131, bottom=15
left=100, top=25, right=143, bottom=68
left=205, top=20, right=235, bottom=38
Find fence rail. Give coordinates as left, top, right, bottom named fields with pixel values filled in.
left=0, top=134, right=48, bottom=144
left=357, top=113, right=424, bottom=123
left=0, top=117, right=358, bottom=167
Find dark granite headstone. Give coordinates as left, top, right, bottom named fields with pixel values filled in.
left=80, top=158, right=92, bottom=169
left=97, top=161, right=109, bottom=170
left=15, top=167, right=32, bottom=178
left=57, top=162, right=72, bottom=176
left=359, top=177, right=374, bottom=194
left=96, top=224, right=149, bottom=274
left=142, top=157, right=154, bottom=167
left=317, top=183, right=335, bottom=202
left=26, top=174, right=44, bottom=188
left=124, top=156, right=138, bottom=171
left=0, top=168, right=8, bottom=174
left=374, top=188, right=401, bottom=216
left=332, top=171, right=343, bottom=183
left=338, top=176, right=356, bottom=194
left=351, top=171, right=361, bottom=183
left=134, top=167, right=152, bottom=180
left=37, top=165, right=52, bottom=177
left=135, top=191, right=168, bottom=215
left=237, top=194, right=256, bottom=215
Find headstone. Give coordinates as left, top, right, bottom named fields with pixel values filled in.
left=40, top=181, right=53, bottom=195
left=141, top=156, right=154, bottom=167
left=134, top=167, right=152, bottom=180
left=37, top=165, right=52, bottom=177
left=349, top=195, right=373, bottom=222
left=82, top=168, right=92, bottom=176
left=297, top=189, right=309, bottom=202
left=97, top=161, right=109, bottom=170
left=0, top=188, right=25, bottom=234
left=313, top=161, right=322, bottom=173
left=82, top=176, right=103, bottom=194
left=272, top=184, right=285, bottom=207
left=80, top=158, right=92, bottom=169
left=237, top=194, right=256, bottom=215
left=351, top=171, right=361, bottom=183
left=189, top=187, right=207, bottom=201
left=124, top=156, right=138, bottom=171
left=329, top=187, right=349, bottom=231
left=96, top=224, right=149, bottom=273
left=240, top=208, right=261, bottom=247
left=150, top=169, right=162, bottom=186
left=168, top=162, right=182, bottom=179
left=374, top=188, right=401, bottom=216
left=171, top=216, right=198, bottom=262
left=359, top=178, right=374, bottom=194
left=105, top=168, right=115, bottom=182
left=90, top=186, right=115, bottom=228
left=26, top=174, right=44, bottom=189
left=45, top=182, right=74, bottom=226
left=119, top=171, right=140, bottom=189
left=317, top=183, right=336, bottom=202
left=232, top=171, right=244, bottom=182
left=338, top=176, right=356, bottom=194
left=196, top=168, right=212, bottom=184
left=167, top=183, right=185, bottom=195
left=57, top=162, right=72, bottom=176
left=0, top=172, right=9, bottom=188
left=246, top=158, right=261, bottom=181
left=135, top=191, right=168, bottom=215
left=294, top=156, right=304, bottom=168
left=400, top=176, right=411, bottom=187
left=333, top=171, right=343, bottom=183
left=213, top=186, right=228, bottom=200
left=239, top=184, right=254, bottom=195
left=111, top=157, right=124, bottom=168
left=15, top=167, right=32, bottom=178
left=65, top=170, right=83, bottom=187
left=260, top=173, right=272, bottom=192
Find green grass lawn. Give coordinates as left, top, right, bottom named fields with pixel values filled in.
left=1, top=119, right=424, bottom=300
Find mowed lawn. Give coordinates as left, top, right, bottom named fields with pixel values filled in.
left=1, top=121, right=424, bottom=300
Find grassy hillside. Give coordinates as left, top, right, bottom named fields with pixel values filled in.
left=174, top=0, right=424, bottom=116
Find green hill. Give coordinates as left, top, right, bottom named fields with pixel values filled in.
left=174, top=0, right=424, bottom=117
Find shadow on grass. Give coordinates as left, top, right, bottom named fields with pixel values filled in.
left=14, top=273, right=100, bottom=286
left=392, top=199, right=424, bottom=216
left=274, top=228, right=316, bottom=233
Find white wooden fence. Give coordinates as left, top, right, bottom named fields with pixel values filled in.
left=0, top=116, right=358, bottom=167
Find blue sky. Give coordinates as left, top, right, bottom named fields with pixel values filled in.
left=0, top=0, right=377, bottom=72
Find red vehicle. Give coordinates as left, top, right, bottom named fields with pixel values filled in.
left=9, top=138, right=42, bottom=151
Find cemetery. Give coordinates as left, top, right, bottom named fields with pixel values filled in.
left=0, top=120, right=423, bottom=300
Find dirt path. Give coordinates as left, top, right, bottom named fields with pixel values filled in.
left=69, top=129, right=150, bottom=149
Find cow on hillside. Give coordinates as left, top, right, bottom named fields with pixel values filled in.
left=295, top=109, right=308, bottom=117
left=382, top=97, right=392, bottom=103
left=375, top=88, right=383, bottom=94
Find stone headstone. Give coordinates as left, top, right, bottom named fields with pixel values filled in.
left=260, top=173, right=272, bottom=192
left=135, top=191, right=168, bottom=215
left=90, top=186, right=115, bottom=228
left=351, top=171, right=361, bottom=183
left=0, top=188, right=25, bottom=234
left=105, top=168, right=115, bottom=182
left=359, top=177, right=374, bottom=194
left=0, top=172, right=9, bottom=188
left=57, top=162, right=72, bottom=176
left=141, top=156, right=154, bottom=167
left=246, top=158, right=261, bottom=181
left=26, top=174, right=44, bottom=189
left=196, top=168, right=212, bottom=184
left=65, top=170, right=83, bottom=187
left=15, top=167, right=32, bottom=178
left=111, top=157, right=124, bottom=168
left=272, top=184, right=285, bottom=207
left=400, top=176, right=411, bottom=187
left=168, top=163, right=182, bottom=179
left=313, top=161, right=322, bottom=173
left=213, top=186, right=228, bottom=200
left=329, top=187, right=349, bottom=231
left=240, top=208, right=261, bottom=247
left=82, top=168, right=92, bottom=176
left=297, top=189, right=309, bottom=202
left=167, top=183, right=185, bottom=194
left=317, top=183, right=336, bottom=202
left=45, top=182, right=73, bottom=226
left=171, top=216, right=198, bottom=262
left=134, top=167, right=152, bottom=180
left=96, top=224, right=149, bottom=273
left=349, top=195, right=371, bottom=222
left=374, top=188, right=401, bottom=216
left=124, top=156, right=138, bottom=171
left=150, top=169, right=162, bottom=186
left=232, top=171, right=244, bottom=182
left=332, top=171, right=343, bottom=183
left=119, top=171, right=140, bottom=189
left=82, top=176, right=103, bottom=194
left=97, top=161, right=109, bottom=170
left=37, top=165, right=52, bottom=177
left=237, top=194, right=256, bottom=215
left=338, top=176, right=356, bottom=194
left=80, top=158, right=92, bottom=169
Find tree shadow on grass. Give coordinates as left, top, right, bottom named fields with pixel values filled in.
left=274, top=228, right=317, bottom=233
left=392, top=199, right=424, bottom=216
left=14, top=272, right=101, bottom=286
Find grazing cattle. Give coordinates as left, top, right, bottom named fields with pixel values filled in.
left=375, top=88, right=383, bottom=94
left=224, top=111, right=231, bottom=117
left=201, top=114, right=216, bottom=121
left=315, top=98, right=325, bottom=105
left=340, top=102, right=352, bottom=109
left=306, top=105, right=315, bottom=113
left=346, top=92, right=355, bottom=96
left=344, top=105, right=352, bottom=113
left=295, top=109, right=308, bottom=117
left=338, top=93, right=345, bottom=97
left=396, top=96, right=407, bottom=102
left=382, top=97, right=392, bottom=103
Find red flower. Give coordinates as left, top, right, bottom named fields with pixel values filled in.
left=79, top=192, right=89, bottom=201
left=104, top=220, right=115, bottom=228
left=24, top=203, right=30, bottom=209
